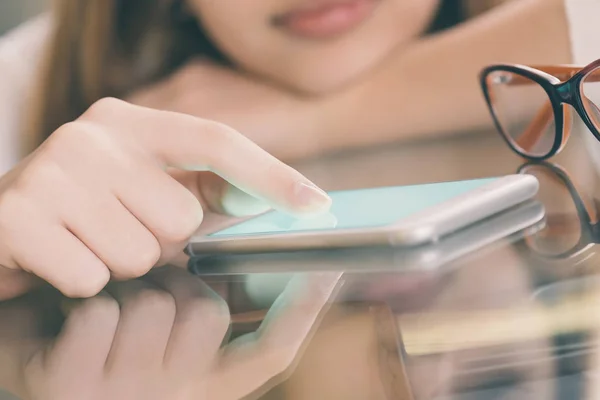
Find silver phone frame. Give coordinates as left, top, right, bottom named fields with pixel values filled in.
left=186, top=174, right=539, bottom=256
left=189, top=200, right=546, bottom=275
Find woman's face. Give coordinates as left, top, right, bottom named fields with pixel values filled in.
left=186, top=0, right=441, bottom=94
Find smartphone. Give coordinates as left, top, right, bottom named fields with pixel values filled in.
left=186, top=174, right=539, bottom=256
left=189, top=200, right=545, bottom=275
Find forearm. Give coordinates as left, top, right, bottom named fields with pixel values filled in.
left=312, top=0, right=571, bottom=154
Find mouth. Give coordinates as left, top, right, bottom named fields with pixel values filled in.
left=272, top=0, right=381, bottom=40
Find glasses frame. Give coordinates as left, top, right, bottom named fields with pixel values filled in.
left=480, top=59, right=600, bottom=160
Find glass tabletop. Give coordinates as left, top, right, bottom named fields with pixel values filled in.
left=2, top=123, right=600, bottom=400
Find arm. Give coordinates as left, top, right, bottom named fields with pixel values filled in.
left=307, top=0, right=572, bottom=156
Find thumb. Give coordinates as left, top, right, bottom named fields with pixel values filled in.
left=220, top=185, right=273, bottom=217
left=169, top=170, right=271, bottom=217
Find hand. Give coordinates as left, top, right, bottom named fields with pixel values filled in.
left=128, top=61, right=326, bottom=161
left=0, top=98, right=331, bottom=299
left=0, top=266, right=342, bottom=400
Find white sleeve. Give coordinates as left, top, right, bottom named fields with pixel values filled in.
left=563, top=0, right=600, bottom=64
left=0, top=14, right=53, bottom=176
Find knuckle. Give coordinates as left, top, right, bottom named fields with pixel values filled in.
left=189, top=295, right=230, bottom=319
left=71, top=295, right=121, bottom=322
left=159, top=193, right=204, bottom=243
left=113, top=242, right=161, bottom=279
left=137, top=239, right=163, bottom=269
left=107, top=225, right=162, bottom=279
left=129, top=288, right=176, bottom=314
left=47, top=121, right=80, bottom=146
left=45, top=121, right=107, bottom=158
left=81, top=97, right=128, bottom=122
left=184, top=296, right=230, bottom=333
left=160, top=218, right=201, bottom=245
left=60, top=270, right=110, bottom=299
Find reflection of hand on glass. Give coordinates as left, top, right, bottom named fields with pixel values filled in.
left=252, top=246, right=553, bottom=400
left=0, top=266, right=341, bottom=400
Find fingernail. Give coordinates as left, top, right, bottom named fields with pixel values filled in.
left=294, top=182, right=332, bottom=213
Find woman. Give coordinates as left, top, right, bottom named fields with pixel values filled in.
left=16, top=0, right=591, bottom=162
left=0, top=0, right=594, bottom=299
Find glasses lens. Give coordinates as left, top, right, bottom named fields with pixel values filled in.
left=485, top=70, right=557, bottom=157
left=522, top=166, right=582, bottom=256
left=582, top=65, right=600, bottom=129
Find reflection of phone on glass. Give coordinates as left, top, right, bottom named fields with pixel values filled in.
left=187, top=175, right=539, bottom=256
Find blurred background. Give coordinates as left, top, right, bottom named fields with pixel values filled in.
left=0, top=0, right=51, bottom=393
left=0, top=0, right=47, bottom=34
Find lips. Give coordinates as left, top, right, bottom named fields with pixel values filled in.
left=272, top=0, right=380, bottom=40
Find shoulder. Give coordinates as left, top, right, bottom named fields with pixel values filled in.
left=562, top=0, right=600, bottom=64
left=0, top=13, right=54, bottom=175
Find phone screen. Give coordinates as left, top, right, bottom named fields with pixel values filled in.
left=210, top=178, right=499, bottom=238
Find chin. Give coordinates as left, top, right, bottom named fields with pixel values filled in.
left=281, top=71, right=366, bottom=96
left=267, top=51, right=393, bottom=96
left=253, top=29, right=412, bottom=96
left=243, top=0, right=434, bottom=95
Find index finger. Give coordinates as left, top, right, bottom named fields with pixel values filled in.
left=81, top=98, right=332, bottom=216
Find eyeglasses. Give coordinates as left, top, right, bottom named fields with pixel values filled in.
left=480, top=59, right=600, bottom=160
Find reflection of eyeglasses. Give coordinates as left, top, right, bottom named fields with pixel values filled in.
left=517, top=162, right=599, bottom=260
left=480, top=60, right=600, bottom=160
